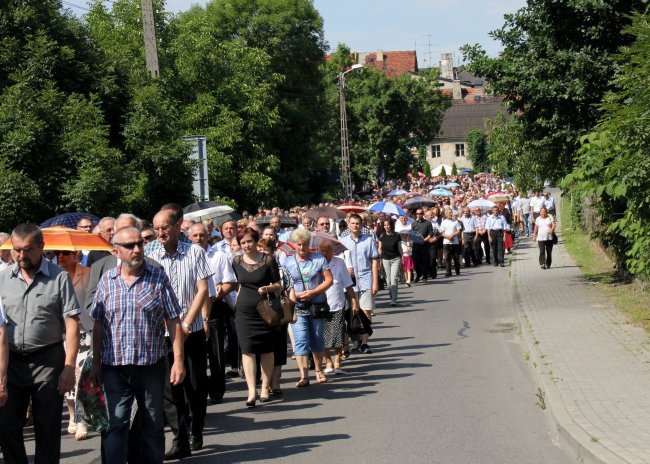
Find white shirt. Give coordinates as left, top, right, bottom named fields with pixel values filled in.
left=535, top=216, right=555, bottom=241
left=440, top=219, right=462, bottom=245
left=323, top=256, right=353, bottom=311
left=530, top=196, right=546, bottom=213
left=544, top=197, right=555, bottom=210
left=207, top=249, right=237, bottom=298
left=394, top=219, right=412, bottom=233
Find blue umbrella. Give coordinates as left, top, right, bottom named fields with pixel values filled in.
left=367, top=201, right=407, bottom=217
left=433, top=184, right=448, bottom=189
left=41, top=212, right=100, bottom=229
left=459, top=168, right=473, bottom=174
left=445, top=182, right=460, bottom=188
left=386, top=189, right=408, bottom=197
left=429, top=189, right=454, bottom=198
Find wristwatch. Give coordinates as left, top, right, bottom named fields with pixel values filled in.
left=182, top=321, right=190, bottom=330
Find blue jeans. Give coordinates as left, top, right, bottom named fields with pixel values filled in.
left=102, top=359, right=166, bottom=464
left=292, top=314, right=325, bottom=355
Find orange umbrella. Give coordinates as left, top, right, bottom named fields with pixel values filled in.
left=0, top=226, right=113, bottom=252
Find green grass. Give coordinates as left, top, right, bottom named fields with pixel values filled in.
left=560, top=197, right=650, bottom=332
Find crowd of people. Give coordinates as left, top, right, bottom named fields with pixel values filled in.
left=0, top=172, right=558, bottom=464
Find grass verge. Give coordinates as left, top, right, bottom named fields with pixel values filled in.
left=559, top=196, right=650, bottom=332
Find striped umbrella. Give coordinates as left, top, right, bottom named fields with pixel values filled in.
left=337, top=203, right=366, bottom=214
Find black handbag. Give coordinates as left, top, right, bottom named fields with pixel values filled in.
left=295, top=256, right=330, bottom=319
left=552, top=232, right=558, bottom=244
left=309, top=301, right=331, bottom=319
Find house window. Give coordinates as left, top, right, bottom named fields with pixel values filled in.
left=455, top=143, right=465, bottom=157
left=431, top=145, right=441, bottom=158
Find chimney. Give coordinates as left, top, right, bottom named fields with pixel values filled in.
left=377, top=49, right=384, bottom=62
left=452, top=80, right=462, bottom=100
left=440, top=52, right=453, bottom=80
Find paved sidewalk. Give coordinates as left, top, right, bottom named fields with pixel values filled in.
left=511, top=199, right=650, bottom=464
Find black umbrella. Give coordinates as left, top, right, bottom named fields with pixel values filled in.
left=182, top=201, right=234, bottom=221
left=41, top=212, right=100, bottom=229
left=214, top=212, right=243, bottom=228
left=403, top=196, right=437, bottom=210
left=256, top=216, right=298, bottom=228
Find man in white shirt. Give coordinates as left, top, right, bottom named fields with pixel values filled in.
left=440, top=209, right=462, bottom=277
left=394, top=215, right=412, bottom=233
left=518, top=193, right=532, bottom=237
left=530, top=192, right=546, bottom=222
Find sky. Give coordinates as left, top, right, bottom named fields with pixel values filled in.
left=68, top=0, right=527, bottom=66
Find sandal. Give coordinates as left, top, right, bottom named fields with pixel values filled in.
left=67, top=423, right=77, bottom=435
left=75, top=422, right=89, bottom=441
left=341, top=350, right=350, bottom=360
left=295, top=378, right=310, bottom=388
left=315, top=370, right=328, bottom=383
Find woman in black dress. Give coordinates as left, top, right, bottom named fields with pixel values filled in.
left=232, top=227, right=282, bottom=407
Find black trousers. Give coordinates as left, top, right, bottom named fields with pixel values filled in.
left=224, top=307, right=239, bottom=370
left=538, top=240, right=554, bottom=267
left=0, top=343, right=65, bottom=464
left=475, top=232, right=490, bottom=263
left=207, top=300, right=228, bottom=401
left=462, top=233, right=478, bottom=265
left=164, top=331, right=208, bottom=449
left=412, top=243, right=429, bottom=280
left=489, top=229, right=505, bottom=265
left=443, top=244, right=461, bottom=275
left=427, top=244, right=438, bottom=278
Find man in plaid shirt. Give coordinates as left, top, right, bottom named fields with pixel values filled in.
left=90, top=226, right=185, bottom=464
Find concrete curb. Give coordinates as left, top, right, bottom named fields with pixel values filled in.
left=510, top=246, right=629, bottom=464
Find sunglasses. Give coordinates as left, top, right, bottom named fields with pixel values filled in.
left=115, top=240, right=144, bottom=250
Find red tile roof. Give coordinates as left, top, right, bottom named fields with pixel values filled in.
left=363, top=51, right=418, bottom=78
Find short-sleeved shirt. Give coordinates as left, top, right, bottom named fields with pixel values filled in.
left=535, top=216, right=555, bottom=241
left=486, top=214, right=508, bottom=231
left=91, top=263, right=181, bottom=366
left=284, top=253, right=329, bottom=312
left=324, top=256, right=353, bottom=312
left=0, top=259, right=80, bottom=353
left=146, top=241, right=213, bottom=333
left=340, top=233, right=380, bottom=292
left=530, top=196, right=545, bottom=213
left=207, top=249, right=237, bottom=298
left=459, top=215, right=476, bottom=233
left=411, top=219, right=434, bottom=240
left=519, top=197, right=531, bottom=214
left=440, top=219, right=462, bottom=245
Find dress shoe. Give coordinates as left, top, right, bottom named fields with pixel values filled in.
left=164, top=446, right=191, bottom=461
left=190, top=437, right=203, bottom=452
left=245, top=399, right=256, bottom=408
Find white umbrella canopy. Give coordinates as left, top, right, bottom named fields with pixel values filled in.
left=467, top=198, right=496, bottom=212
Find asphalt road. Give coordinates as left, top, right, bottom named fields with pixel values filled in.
left=28, top=261, right=570, bottom=464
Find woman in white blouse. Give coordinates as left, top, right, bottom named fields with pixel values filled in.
left=532, top=207, right=557, bottom=269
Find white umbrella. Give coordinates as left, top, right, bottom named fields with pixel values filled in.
left=467, top=198, right=496, bottom=212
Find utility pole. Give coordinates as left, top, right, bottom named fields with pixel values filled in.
left=141, top=0, right=160, bottom=78
left=339, top=73, right=353, bottom=200
left=338, top=64, right=363, bottom=200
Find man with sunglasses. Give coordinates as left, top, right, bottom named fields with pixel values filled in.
left=90, top=226, right=185, bottom=464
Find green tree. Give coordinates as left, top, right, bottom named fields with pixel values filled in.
left=451, top=162, right=458, bottom=175
left=440, top=166, right=447, bottom=177
left=465, top=129, right=489, bottom=172
left=461, top=0, right=645, bottom=184
left=563, top=12, right=650, bottom=277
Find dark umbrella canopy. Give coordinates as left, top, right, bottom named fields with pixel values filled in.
left=182, top=201, right=234, bottom=221
left=304, top=206, right=346, bottom=220
left=256, top=216, right=298, bottom=228
left=41, top=212, right=100, bottom=229
left=214, top=212, right=243, bottom=228
left=402, top=196, right=437, bottom=210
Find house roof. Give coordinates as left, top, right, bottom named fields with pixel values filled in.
left=362, top=51, right=418, bottom=78
left=435, top=100, right=506, bottom=140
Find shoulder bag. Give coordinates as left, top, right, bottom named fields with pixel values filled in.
left=295, top=256, right=331, bottom=319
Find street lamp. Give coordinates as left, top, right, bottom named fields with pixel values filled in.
left=338, top=63, right=363, bottom=200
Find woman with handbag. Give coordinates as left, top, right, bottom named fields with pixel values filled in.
left=231, top=227, right=282, bottom=408
left=283, top=228, right=333, bottom=387
left=532, top=207, right=557, bottom=269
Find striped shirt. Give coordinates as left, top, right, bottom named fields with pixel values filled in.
left=90, top=263, right=181, bottom=366
left=475, top=214, right=488, bottom=232
left=146, top=240, right=213, bottom=333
